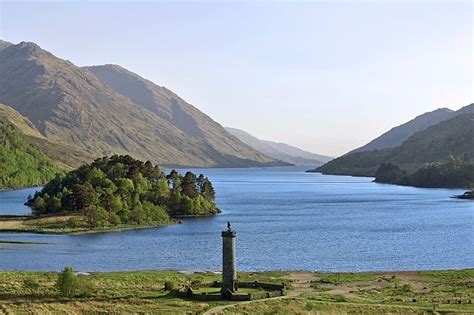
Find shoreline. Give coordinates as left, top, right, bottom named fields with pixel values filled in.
left=0, top=212, right=223, bottom=235
left=0, top=267, right=471, bottom=274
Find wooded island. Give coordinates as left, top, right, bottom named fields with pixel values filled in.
left=13, top=155, right=219, bottom=233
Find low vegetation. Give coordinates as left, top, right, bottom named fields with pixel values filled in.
left=56, top=266, right=93, bottom=297
left=0, top=121, right=62, bottom=189
left=23, top=155, right=218, bottom=231
left=0, top=269, right=471, bottom=314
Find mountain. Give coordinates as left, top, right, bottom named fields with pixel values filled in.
left=226, top=127, right=332, bottom=166
left=351, top=104, right=474, bottom=153
left=0, top=103, right=91, bottom=169
left=83, top=64, right=280, bottom=166
left=0, top=39, right=12, bottom=50
left=0, top=40, right=281, bottom=167
left=314, top=112, right=474, bottom=176
left=0, top=107, right=62, bottom=189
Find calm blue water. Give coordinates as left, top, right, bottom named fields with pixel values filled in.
left=0, top=167, right=472, bottom=272
left=0, top=187, right=39, bottom=216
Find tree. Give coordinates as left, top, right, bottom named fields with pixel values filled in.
left=374, top=163, right=406, bottom=184
left=181, top=171, right=197, bottom=198
left=196, top=174, right=205, bottom=192
left=56, top=266, right=78, bottom=297
left=56, top=266, right=92, bottom=297
left=71, top=183, right=96, bottom=210
left=201, top=178, right=215, bottom=200
left=167, top=169, right=181, bottom=190
left=32, top=196, right=46, bottom=214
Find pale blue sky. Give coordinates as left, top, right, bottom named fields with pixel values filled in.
left=1, top=0, right=472, bottom=156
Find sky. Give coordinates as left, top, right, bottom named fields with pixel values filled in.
left=0, top=0, right=472, bottom=157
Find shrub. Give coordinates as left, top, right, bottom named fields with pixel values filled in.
left=401, top=283, right=412, bottom=293
left=23, top=277, right=40, bottom=290
left=66, top=217, right=79, bottom=228
left=56, top=266, right=93, bottom=297
left=164, top=280, right=176, bottom=291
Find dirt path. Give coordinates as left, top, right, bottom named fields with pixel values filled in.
left=286, top=271, right=315, bottom=297
left=203, top=295, right=292, bottom=315
left=203, top=272, right=313, bottom=315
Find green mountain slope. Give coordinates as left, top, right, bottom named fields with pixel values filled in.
left=225, top=127, right=332, bottom=166
left=0, top=41, right=280, bottom=168
left=0, top=118, right=62, bottom=189
left=314, top=113, right=474, bottom=177
left=0, top=103, right=92, bottom=169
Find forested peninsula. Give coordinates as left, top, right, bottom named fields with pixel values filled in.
left=2, top=155, right=219, bottom=233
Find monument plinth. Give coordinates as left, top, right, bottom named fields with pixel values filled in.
left=175, top=222, right=285, bottom=301
left=221, top=222, right=237, bottom=293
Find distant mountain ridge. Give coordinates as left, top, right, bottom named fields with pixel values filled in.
left=352, top=104, right=473, bottom=153
left=226, top=127, right=332, bottom=166
left=314, top=108, right=474, bottom=177
left=0, top=39, right=282, bottom=168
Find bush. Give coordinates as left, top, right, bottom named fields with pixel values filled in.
left=66, top=217, right=80, bottom=228
left=56, top=266, right=93, bottom=297
left=23, top=277, right=40, bottom=290
left=401, top=283, right=412, bottom=293
left=164, top=280, right=176, bottom=291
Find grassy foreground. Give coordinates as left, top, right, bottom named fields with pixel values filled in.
left=0, top=269, right=472, bottom=314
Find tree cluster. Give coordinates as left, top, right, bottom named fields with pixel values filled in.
left=375, top=155, right=474, bottom=188
left=373, top=163, right=406, bottom=184
left=0, top=122, right=61, bottom=189
left=400, top=155, right=474, bottom=188
left=27, top=155, right=218, bottom=227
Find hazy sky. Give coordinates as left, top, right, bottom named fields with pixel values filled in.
left=1, top=1, right=472, bottom=156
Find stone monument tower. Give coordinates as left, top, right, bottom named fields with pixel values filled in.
left=221, top=221, right=237, bottom=293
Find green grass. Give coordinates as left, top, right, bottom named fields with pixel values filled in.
left=0, top=214, right=173, bottom=235
left=0, top=269, right=472, bottom=314
left=418, top=269, right=474, bottom=280
left=317, top=272, right=376, bottom=284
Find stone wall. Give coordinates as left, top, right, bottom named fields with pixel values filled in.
left=174, top=281, right=286, bottom=301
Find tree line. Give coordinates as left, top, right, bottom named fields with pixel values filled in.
left=374, top=155, right=474, bottom=188
left=27, top=155, right=218, bottom=227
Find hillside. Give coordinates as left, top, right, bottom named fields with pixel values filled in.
left=0, top=117, right=62, bottom=189
left=226, top=127, right=332, bottom=166
left=0, top=40, right=280, bottom=168
left=0, top=103, right=92, bottom=169
left=314, top=113, right=474, bottom=177
left=351, top=103, right=474, bottom=153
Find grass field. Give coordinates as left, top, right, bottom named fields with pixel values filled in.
left=0, top=269, right=472, bottom=314
left=0, top=214, right=171, bottom=234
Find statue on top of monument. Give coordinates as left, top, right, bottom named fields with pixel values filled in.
left=227, top=221, right=231, bottom=231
